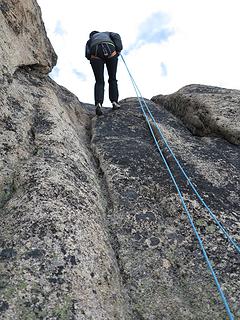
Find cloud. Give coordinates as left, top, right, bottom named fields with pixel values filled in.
left=72, top=69, right=87, bottom=81
left=50, top=66, right=60, bottom=79
left=38, top=0, right=240, bottom=108
left=125, top=11, right=174, bottom=54
left=54, top=20, right=65, bottom=36
left=160, top=62, right=167, bottom=77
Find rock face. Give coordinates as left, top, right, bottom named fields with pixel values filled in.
left=0, top=0, right=57, bottom=78
left=91, top=99, right=240, bottom=320
left=152, top=84, right=240, bottom=145
left=0, top=2, right=129, bottom=319
left=0, top=1, right=239, bottom=319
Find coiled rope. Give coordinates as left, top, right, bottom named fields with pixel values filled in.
left=120, top=53, right=237, bottom=320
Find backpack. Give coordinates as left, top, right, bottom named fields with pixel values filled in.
left=93, top=42, right=116, bottom=59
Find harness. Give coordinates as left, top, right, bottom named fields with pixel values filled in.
left=91, top=42, right=116, bottom=60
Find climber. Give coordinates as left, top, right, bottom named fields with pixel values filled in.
left=85, top=31, right=123, bottom=116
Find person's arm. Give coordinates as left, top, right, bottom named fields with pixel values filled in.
left=110, top=32, right=123, bottom=53
left=85, top=40, right=91, bottom=60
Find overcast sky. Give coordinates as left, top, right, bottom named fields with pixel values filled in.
left=37, top=0, right=240, bottom=108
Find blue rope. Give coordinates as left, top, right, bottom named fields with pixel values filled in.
left=139, top=98, right=240, bottom=254
left=120, top=53, right=235, bottom=320
left=120, top=54, right=240, bottom=255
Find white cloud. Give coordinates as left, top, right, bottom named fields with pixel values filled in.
left=37, top=0, right=240, bottom=107
left=54, top=21, right=65, bottom=36
left=160, top=63, right=167, bottom=77
left=125, top=11, right=174, bottom=53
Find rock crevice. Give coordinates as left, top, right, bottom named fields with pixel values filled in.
left=0, top=69, right=132, bottom=319
left=90, top=115, right=131, bottom=289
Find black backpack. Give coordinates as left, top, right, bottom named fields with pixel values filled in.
left=93, top=42, right=116, bottom=59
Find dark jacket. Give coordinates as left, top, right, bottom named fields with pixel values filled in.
left=85, top=31, right=123, bottom=60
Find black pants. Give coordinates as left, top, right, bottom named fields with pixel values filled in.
left=90, top=55, right=119, bottom=105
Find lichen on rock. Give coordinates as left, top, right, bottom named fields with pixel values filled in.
left=152, top=84, right=240, bottom=145
left=0, top=1, right=239, bottom=319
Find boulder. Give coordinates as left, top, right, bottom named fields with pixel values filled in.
left=152, top=84, right=240, bottom=145
left=0, top=0, right=57, bottom=79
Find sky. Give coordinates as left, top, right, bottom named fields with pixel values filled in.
left=37, top=0, right=240, bottom=108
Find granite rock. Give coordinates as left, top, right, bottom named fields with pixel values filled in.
left=91, top=98, right=240, bottom=319
left=0, top=0, right=57, bottom=79
left=0, top=0, right=239, bottom=319
left=152, top=84, right=240, bottom=145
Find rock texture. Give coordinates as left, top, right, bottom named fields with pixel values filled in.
left=0, top=0, right=57, bottom=78
left=152, top=84, right=240, bottom=145
left=0, top=70, right=131, bottom=319
left=91, top=98, right=240, bottom=319
left=0, top=1, right=129, bottom=319
left=0, top=1, right=239, bottom=319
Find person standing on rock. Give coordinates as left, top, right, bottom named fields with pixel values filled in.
left=85, top=31, right=123, bottom=116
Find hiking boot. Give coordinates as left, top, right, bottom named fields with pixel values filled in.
left=112, top=101, right=120, bottom=110
left=96, top=103, right=103, bottom=116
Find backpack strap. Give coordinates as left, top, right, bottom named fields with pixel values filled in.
left=101, top=43, right=112, bottom=57
left=90, top=42, right=117, bottom=60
